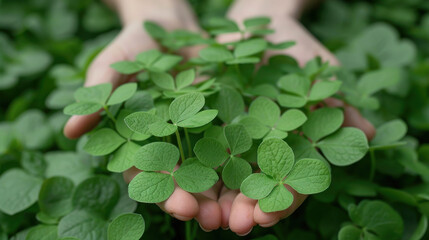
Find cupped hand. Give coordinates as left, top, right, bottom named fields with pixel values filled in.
left=218, top=0, right=376, bottom=235
left=63, top=0, right=223, bottom=232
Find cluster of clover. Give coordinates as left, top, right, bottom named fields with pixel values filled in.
left=64, top=17, right=369, bottom=213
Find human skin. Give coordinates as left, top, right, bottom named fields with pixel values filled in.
left=64, top=0, right=376, bottom=236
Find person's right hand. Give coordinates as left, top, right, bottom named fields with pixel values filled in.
left=64, top=0, right=223, bottom=232
left=216, top=0, right=376, bottom=235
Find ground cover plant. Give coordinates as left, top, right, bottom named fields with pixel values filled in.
left=0, top=0, right=428, bottom=239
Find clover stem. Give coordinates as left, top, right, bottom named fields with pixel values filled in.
left=185, top=221, right=192, bottom=240
left=369, top=149, right=376, bottom=181
left=103, top=105, right=116, bottom=123
left=184, top=128, right=192, bottom=158
left=175, top=130, right=186, bottom=162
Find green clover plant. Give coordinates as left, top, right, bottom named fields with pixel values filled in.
left=239, top=96, right=307, bottom=139
left=194, top=124, right=253, bottom=189
left=128, top=142, right=218, bottom=203
left=240, top=138, right=331, bottom=212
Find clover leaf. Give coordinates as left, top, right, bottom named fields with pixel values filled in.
left=276, top=73, right=342, bottom=108
left=293, top=108, right=369, bottom=166
left=129, top=142, right=218, bottom=203
left=225, top=39, right=267, bottom=65
left=83, top=128, right=126, bottom=156
left=111, top=49, right=182, bottom=74
left=341, top=68, right=401, bottom=110
left=64, top=82, right=137, bottom=116
left=169, top=92, right=218, bottom=128
left=370, top=119, right=407, bottom=150
left=125, top=92, right=218, bottom=137
left=239, top=97, right=307, bottom=139
left=241, top=138, right=331, bottom=212
left=151, top=69, right=196, bottom=93
left=338, top=200, right=404, bottom=240
left=108, top=213, right=145, bottom=240
left=194, top=124, right=252, bottom=189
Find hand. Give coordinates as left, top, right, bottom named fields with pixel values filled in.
left=64, top=0, right=223, bottom=232
left=217, top=0, right=376, bottom=235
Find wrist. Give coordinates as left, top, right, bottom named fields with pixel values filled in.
left=109, top=0, right=188, bottom=28
left=228, top=0, right=308, bottom=22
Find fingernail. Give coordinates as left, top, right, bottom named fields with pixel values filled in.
left=260, top=221, right=278, bottom=228
left=237, top=228, right=253, bottom=236
left=199, top=223, right=212, bottom=232
left=172, top=214, right=189, bottom=221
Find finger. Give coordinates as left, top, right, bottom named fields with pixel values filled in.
left=265, top=17, right=339, bottom=67
left=123, top=166, right=142, bottom=184
left=193, top=193, right=221, bottom=231
left=229, top=193, right=257, bottom=236
left=325, top=98, right=376, bottom=140
left=157, top=185, right=199, bottom=221
left=218, top=186, right=239, bottom=229
left=64, top=24, right=158, bottom=139
left=253, top=185, right=307, bottom=227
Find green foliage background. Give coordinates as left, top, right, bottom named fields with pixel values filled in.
left=0, top=0, right=428, bottom=239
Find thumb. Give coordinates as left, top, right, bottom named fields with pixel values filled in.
left=64, top=24, right=158, bottom=139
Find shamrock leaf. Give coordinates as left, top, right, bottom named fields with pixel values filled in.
left=64, top=82, right=137, bottom=116
left=129, top=171, right=175, bottom=203
left=241, top=138, right=331, bottom=212
left=239, top=97, right=307, bottom=139
left=151, top=69, right=196, bottom=94
left=134, top=142, right=180, bottom=173
left=130, top=143, right=217, bottom=203
left=199, top=45, right=234, bottom=63
left=108, top=213, right=145, bottom=240
left=209, top=85, right=245, bottom=124
left=276, top=74, right=341, bottom=108
left=125, top=110, right=174, bottom=137
left=341, top=68, right=401, bottom=110
left=340, top=200, right=404, bottom=240
left=173, top=158, right=219, bottom=193
left=370, top=119, right=407, bottom=150
left=111, top=49, right=182, bottom=74
left=317, top=128, right=369, bottom=166
left=225, top=39, right=267, bottom=65
left=83, top=128, right=126, bottom=156
left=302, top=108, right=344, bottom=142
left=194, top=124, right=253, bottom=189
left=169, top=92, right=218, bottom=128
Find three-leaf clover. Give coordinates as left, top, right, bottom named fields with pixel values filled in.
left=239, top=97, right=307, bottom=139
left=125, top=92, right=218, bottom=137
left=340, top=68, right=401, bottom=110
left=276, top=73, right=342, bottom=108
left=370, top=119, right=407, bottom=150
left=64, top=82, right=137, bottom=116
left=240, top=138, right=331, bottom=212
left=194, top=124, right=253, bottom=189
left=111, top=49, right=182, bottom=74
left=128, top=142, right=218, bottom=203
left=83, top=110, right=152, bottom=172
left=288, top=107, right=369, bottom=166
left=151, top=69, right=194, bottom=92
left=338, top=200, right=404, bottom=240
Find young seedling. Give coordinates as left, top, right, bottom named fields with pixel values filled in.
left=128, top=142, right=218, bottom=203
left=240, top=138, right=331, bottom=212
left=194, top=124, right=253, bottom=189
left=239, top=96, right=307, bottom=139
